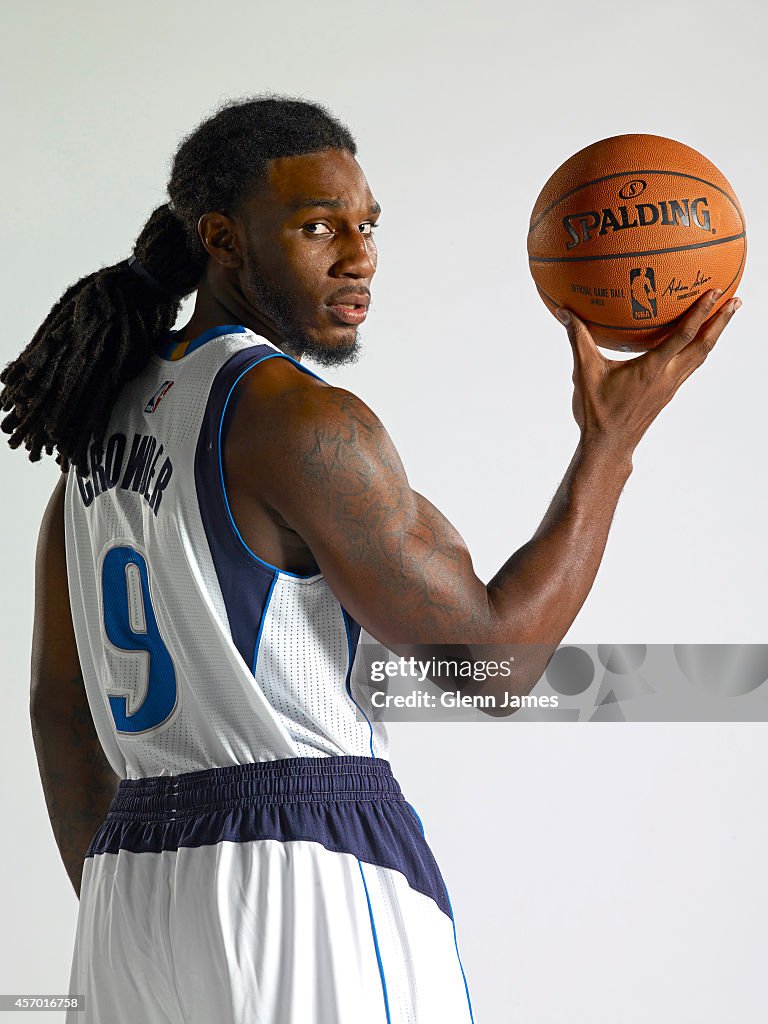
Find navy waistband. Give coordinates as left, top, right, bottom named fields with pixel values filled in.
left=111, top=756, right=402, bottom=822
left=90, top=756, right=452, bottom=918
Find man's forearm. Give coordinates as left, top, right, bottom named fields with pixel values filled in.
left=487, top=437, right=633, bottom=646
left=393, top=438, right=633, bottom=709
left=30, top=682, right=121, bottom=898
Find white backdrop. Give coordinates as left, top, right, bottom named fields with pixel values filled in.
left=1, top=0, right=766, bottom=1020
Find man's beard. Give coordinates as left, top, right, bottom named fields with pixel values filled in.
left=245, top=257, right=362, bottom=368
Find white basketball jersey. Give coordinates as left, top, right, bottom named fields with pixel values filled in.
left=64, top=325, right=388, bottom=780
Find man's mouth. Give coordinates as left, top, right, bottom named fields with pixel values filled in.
left=326, top=292, right=370, bottom=326
left=328, top=303, right=368, bottom=325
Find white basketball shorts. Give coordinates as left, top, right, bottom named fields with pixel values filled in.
left=66, top=755, right=475, bottom=1023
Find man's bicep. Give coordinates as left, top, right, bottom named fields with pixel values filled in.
left=258, top=388, right=491, bottom=646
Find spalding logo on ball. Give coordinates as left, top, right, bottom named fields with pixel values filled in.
left=527, top=134, right=746, bottom=351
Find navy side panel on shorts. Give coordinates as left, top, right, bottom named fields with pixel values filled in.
left=86, top=756, right=452, bottom=919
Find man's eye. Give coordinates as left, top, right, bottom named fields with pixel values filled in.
left=304, top=223, right=332, bottom=236
left=359, top=222, right=379, bottom=236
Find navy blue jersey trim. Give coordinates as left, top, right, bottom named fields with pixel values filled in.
left=85, top=757, right=452, bottom=918
left=194, top=343, right=323, bottom=669
left=217, top=352, right=323, bottom=580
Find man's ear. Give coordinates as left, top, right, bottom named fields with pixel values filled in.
left=197, top=211, right=243, bottom=269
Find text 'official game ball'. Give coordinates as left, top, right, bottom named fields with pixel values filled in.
left=527, top=134, right=746, bottom=351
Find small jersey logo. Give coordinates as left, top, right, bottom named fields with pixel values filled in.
left=144, top=380, right=174, bottom=413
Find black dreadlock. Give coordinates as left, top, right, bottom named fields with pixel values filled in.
left=0, top=95, right=356, bottom=473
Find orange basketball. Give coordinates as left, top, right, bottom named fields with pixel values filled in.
left=527, top=134, right=746, bottom=351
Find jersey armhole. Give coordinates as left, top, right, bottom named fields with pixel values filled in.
left=221, top=350, right=326, bottom=451
left=196, top=347, right=326, bottom=584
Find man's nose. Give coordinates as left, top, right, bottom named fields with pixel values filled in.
left=331, top=229, right=376, bottom=279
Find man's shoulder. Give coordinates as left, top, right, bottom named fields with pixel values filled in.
left=224, top=352, right=394, bottom=512
left=231, top=354, right=380, bottom=443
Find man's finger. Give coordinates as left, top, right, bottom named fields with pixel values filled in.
left=556, top=308, right=604, bottom=376
left=647, top=288, right=724, bottom=364
left=668, top=296, right=741, bottom=382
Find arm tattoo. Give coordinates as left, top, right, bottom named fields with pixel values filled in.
left=300, top=390, right=485, bottom=641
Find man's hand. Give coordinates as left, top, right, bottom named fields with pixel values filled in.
left=559, top=288, right=741, bottom=454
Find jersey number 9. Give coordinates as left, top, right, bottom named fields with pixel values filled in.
left=101, top=545, right=178, bottom=734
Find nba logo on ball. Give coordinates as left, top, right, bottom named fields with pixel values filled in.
left=629, top=268, right=657, bottom=320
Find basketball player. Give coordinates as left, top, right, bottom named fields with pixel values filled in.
left=2, top=97, right=740, bottom=1023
